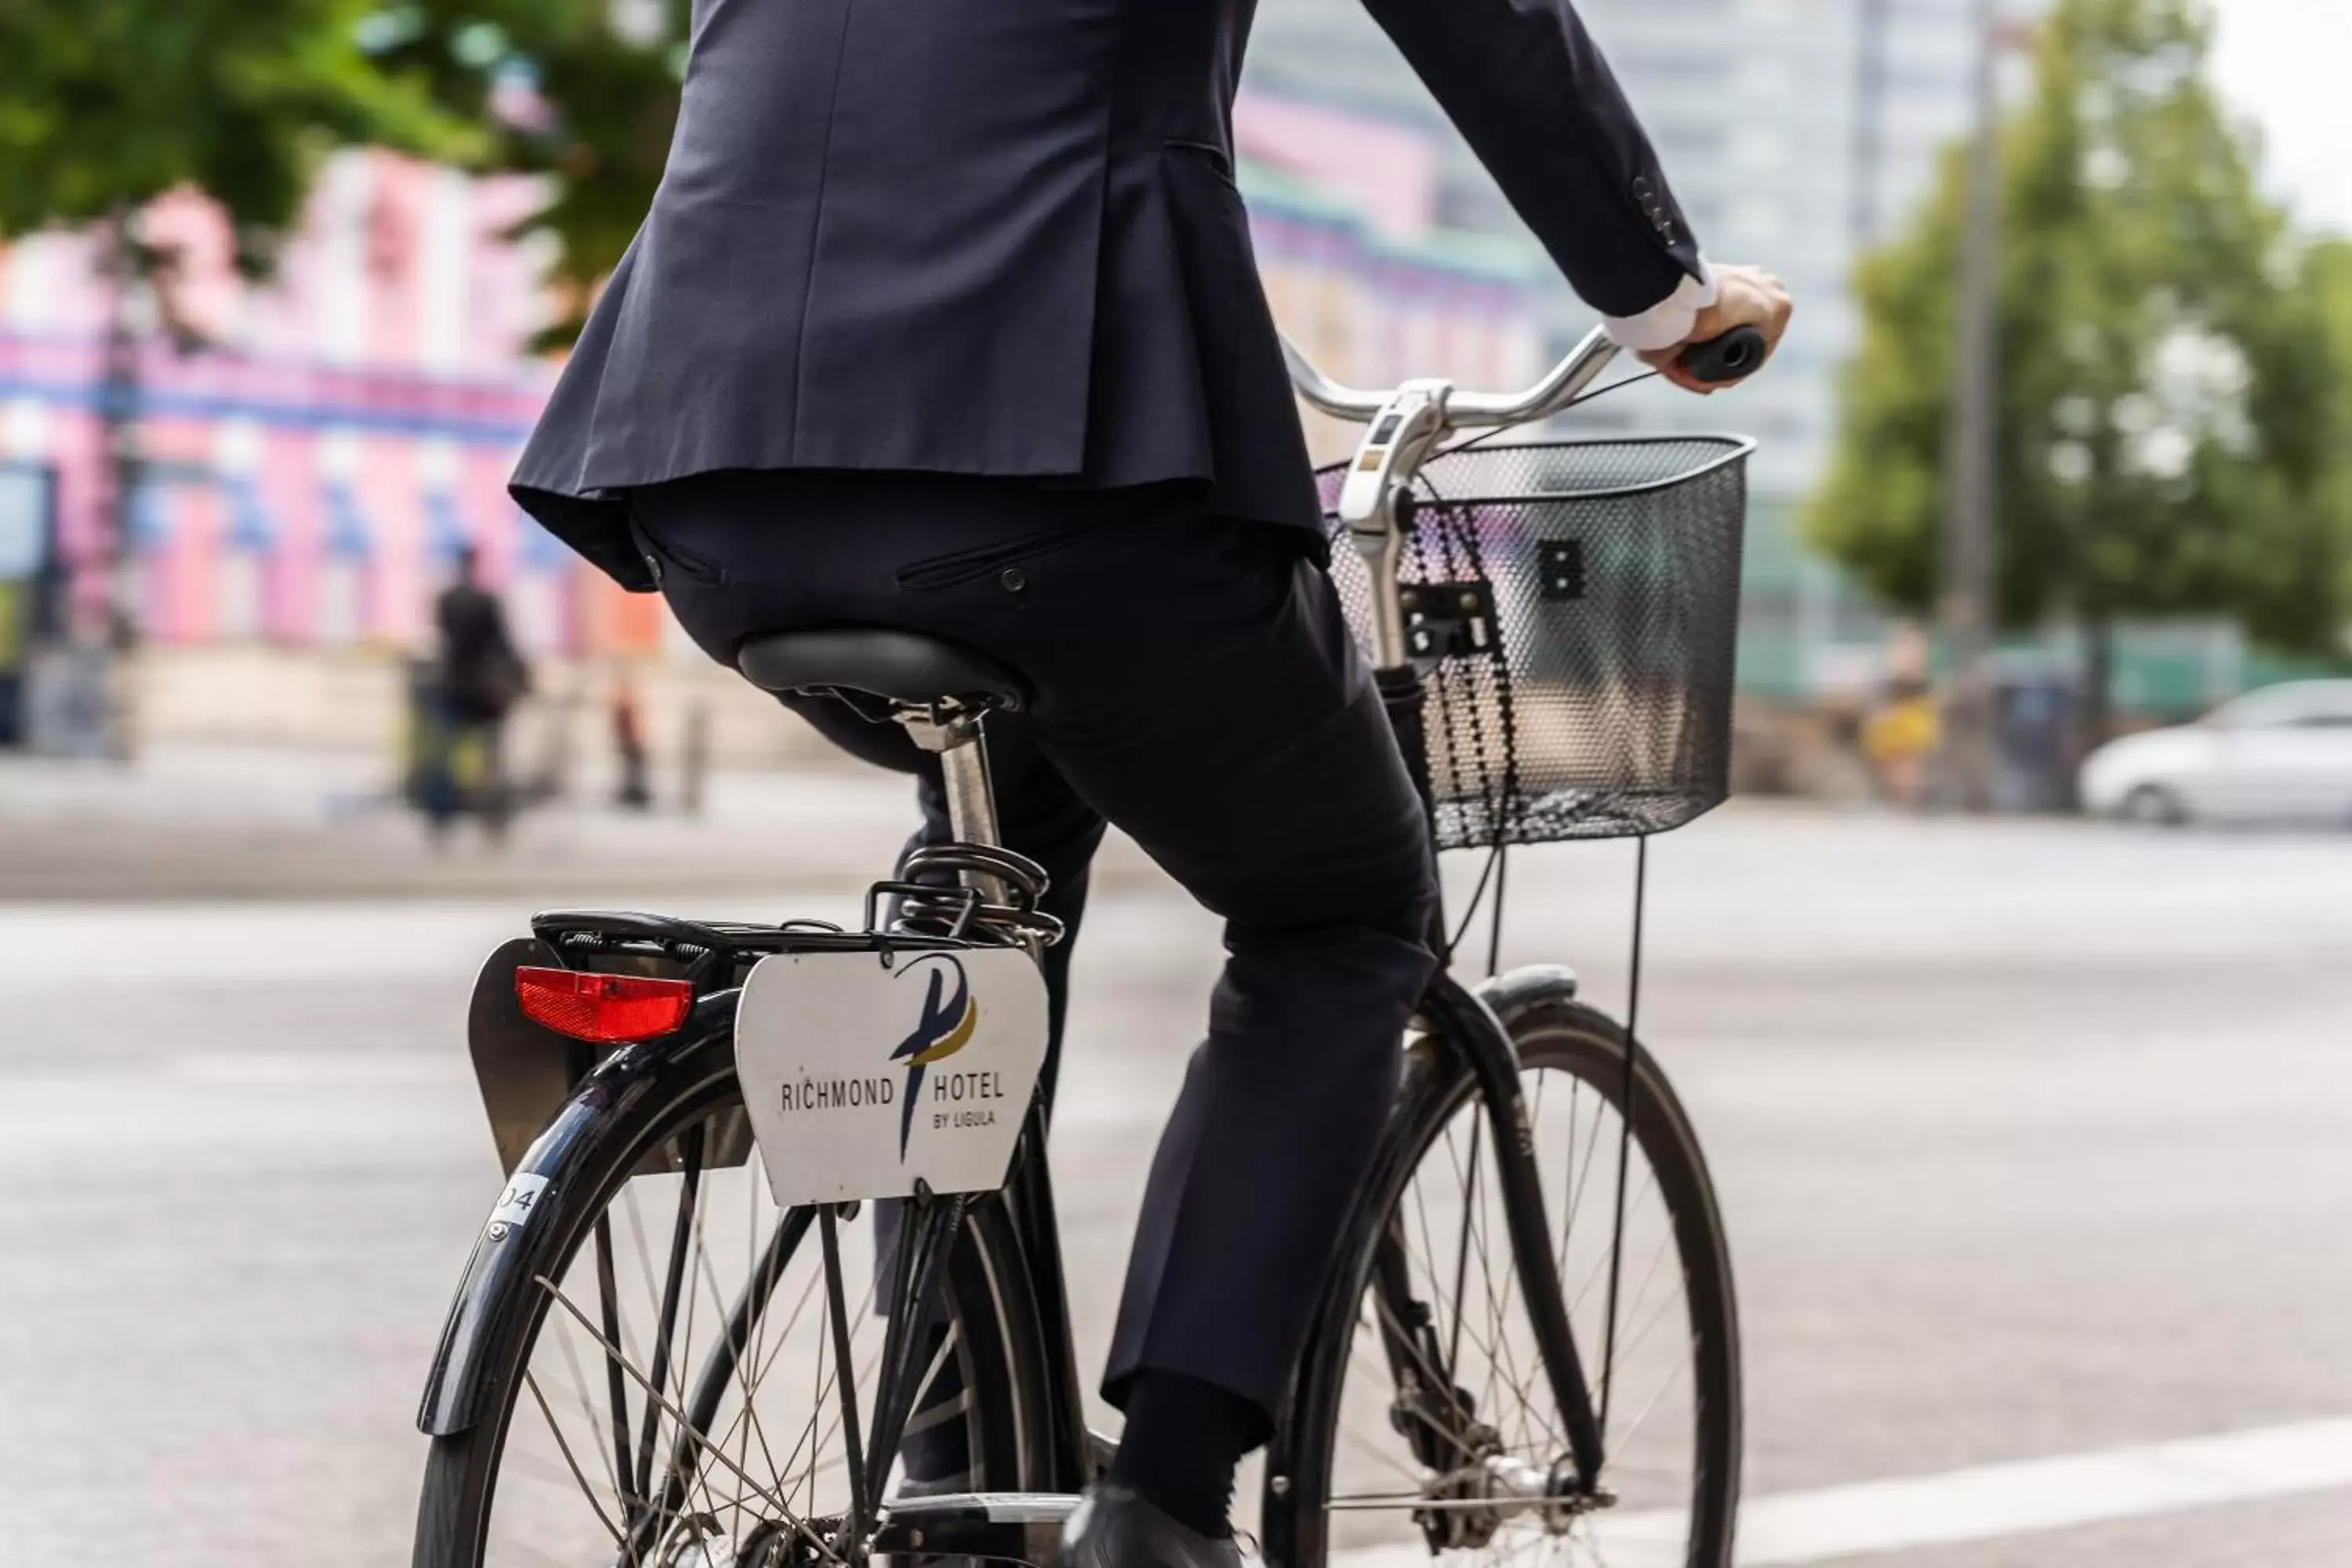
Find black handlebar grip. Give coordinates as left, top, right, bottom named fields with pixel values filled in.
left=1676, top=325, right=1769, bottom=386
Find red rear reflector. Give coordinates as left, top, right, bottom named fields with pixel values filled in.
left=516, top=967, right=695, bottom=1044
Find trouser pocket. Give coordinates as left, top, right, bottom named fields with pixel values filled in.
left=894, top=520, right=1095, bottom=592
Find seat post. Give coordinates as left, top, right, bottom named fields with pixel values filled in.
left=898, top=704, right=1007, bottom=906
left=937, top=733, right=1000, bottom=851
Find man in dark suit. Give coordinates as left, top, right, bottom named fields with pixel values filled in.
left=512, top=1, right=1789, bottom=1560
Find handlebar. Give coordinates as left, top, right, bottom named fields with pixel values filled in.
left=1280, top=322, right=1769, bottom=428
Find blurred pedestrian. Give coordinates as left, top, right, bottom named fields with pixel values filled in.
left=612, top=672, right=653, bottom=811
left=432, top=545, right=531, bottom=838
left=1864, top=674, right=1940, bottom=807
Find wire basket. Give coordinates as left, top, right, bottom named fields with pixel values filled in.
left=1320, top=436, right=1755, bottom=848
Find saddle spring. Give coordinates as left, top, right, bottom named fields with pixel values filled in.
left=866, top=842, right=1065, bottom=947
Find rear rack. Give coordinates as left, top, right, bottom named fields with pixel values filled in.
left=528, top=839, right=1065, bottom=978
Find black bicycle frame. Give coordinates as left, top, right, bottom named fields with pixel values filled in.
left=844, top=987, right=1610, bottom=1508
left=421, top=687, right=1610, bottom=1544
left=994, top=1098, right=1102, bottom=1490
left=1376, top=656, right=1610, bottom=1486
left=866, top=1093, right=1102, bottom=1497
left=1411, top=975, right=1606, bottom=1485
left=905, top=660, right=1616, bottom=1501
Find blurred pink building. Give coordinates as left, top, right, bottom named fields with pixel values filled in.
left=0, top=102, right=1541, bottom=666
left=1238, top=93, right=1546, bottom=463
left=0, top=152, right=572, bottom=655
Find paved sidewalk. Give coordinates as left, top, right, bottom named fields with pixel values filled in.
left=0, top=742, right=942, bottom=899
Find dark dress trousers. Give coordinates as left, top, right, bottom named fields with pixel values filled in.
left=628, top=471, right=1439, bottom=1421
left=511, top=0, right=1706, bottom=586
left=521, top=0, right=1705, bottom=1430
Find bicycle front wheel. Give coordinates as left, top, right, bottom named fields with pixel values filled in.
left=415, top=1062, right=1054, bottom=1568
left=1278, top=994, right=1740, bottom=1568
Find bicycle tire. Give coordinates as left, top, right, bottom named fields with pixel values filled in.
left=1272, top=996, right=1740, bottom=1568
left=415, top=1056, right=1057, bottom=1568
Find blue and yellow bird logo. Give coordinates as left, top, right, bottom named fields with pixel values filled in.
left=891, top=955, right=978, bottom=1158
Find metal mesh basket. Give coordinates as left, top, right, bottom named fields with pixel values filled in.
left=1320, top=436, right=1754, bottom=848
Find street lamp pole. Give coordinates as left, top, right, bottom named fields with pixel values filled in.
left=1936, top=0, right=2004, bottom=810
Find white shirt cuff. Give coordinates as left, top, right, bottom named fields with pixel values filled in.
left=1600, top=258, right=1719, bottom=354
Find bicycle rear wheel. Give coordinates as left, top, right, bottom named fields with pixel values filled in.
left=415, top=1062, right=1054, bottom=1568
left=1276, top=994, right=1740, bottom=1568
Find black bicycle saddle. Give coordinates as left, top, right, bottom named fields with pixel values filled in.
left=736, top=627, right=1030, bottom=713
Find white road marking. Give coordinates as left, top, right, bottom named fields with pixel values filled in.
left=1323, top=1417, right=2352, bottom=1566
left=1727, top=1417, right=2352, bottom=1562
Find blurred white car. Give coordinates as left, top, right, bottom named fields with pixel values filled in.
left=2079, top=679, right=2352, bottom=826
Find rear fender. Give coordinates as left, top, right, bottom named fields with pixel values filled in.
left=466, top=936, right=753, bottom=1177
left=419, top=985, right=739, bottom=1437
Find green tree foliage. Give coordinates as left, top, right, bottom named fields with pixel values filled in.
left=361, top=0, right=688, bottom=343
left=0, top=0, right=465, bottom=267
left=1811, top=0, right=2345, bottom=691
left=2314, top=240, right=2352, bottom=616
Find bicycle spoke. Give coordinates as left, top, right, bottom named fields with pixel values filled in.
left=801, top=1334, right=889, bottom=1500
left=724, top=1236, right=827, bottom=1473
left=801, top=1283, right=827, bottom=1517
left=1430, top=1117, right=1511, bottom=1434
left=593, top=1215, right=635, bottom=1525
left=632, top=1126, right=706, bottom=1538
left=1604, top=1353, right=1692, bottom=1466
left=1365, top=1287, right=1494, bottom=1467
left=740, top=1154, right=767, bottom=1524
left=620, top=1185, right=661, bottom=1361
left=1606, top=1225, right=1677, bottom=1361
left=465, top=1083, right=1035, bottom=1568
left=662, top=1197, right=829, bottom=1526
left=523, top=1370, right=627, bottom=1548
left=1388, top=1196, right=1544, bottom=1443
left=1558, top=1083, right=1608, bottom=1282
left=1610, top=1275, right=1686, bottom=1383
left=1447, top=1113, right=1564, bottom=1457
left=1410, top=1104, right=1599, bottom=1461
left=688, top=1207, right=800, bottom=1508
left=764, top=1257, right=880, bottom=1517
left=551, top=1301, right=627, bottom=1514
left=1323, top=1047, right=1722, bottom=1568
left=535, top=1273, right=845, bottom=1566
left=1447, top=1117, right=1482, bottom=1377
left=904, top=1323, right=961, bottom=1428
left=1338, top=1415, right=1440, bottom=1492
left=1567, top=1167, right=1657, bottom=1323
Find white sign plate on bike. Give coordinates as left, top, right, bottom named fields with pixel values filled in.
left=735, top=948, right=1049, bottom=1207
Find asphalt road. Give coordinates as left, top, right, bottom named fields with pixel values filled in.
left=2, top=790, right=2348, bottom=1566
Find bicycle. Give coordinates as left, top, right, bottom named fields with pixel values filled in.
left=412, top=321, right=1763, bottom=1568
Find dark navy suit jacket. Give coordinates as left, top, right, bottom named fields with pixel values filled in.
left=513, top=0, right=1704, bottom=589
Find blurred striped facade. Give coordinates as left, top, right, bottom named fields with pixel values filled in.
left=1236, top=93, right=1548, bottom=449
left=0, top=104, right=1542, bottom=673
left=0, top=152, right=607, bottom=659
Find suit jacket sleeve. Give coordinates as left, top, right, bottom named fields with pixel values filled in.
left=1357, top=0, right=1705, bottom=318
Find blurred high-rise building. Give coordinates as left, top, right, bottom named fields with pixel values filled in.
left=1246, top=0, right=2002, bottom=695
left=1250, top=0, right=1988, bottom=481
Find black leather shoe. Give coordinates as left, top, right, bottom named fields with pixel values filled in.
left=1062, top=1483, right=1243, bottom=1568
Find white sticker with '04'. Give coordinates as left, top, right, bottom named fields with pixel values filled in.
left=490, top=1174, right=550, bottom=1227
